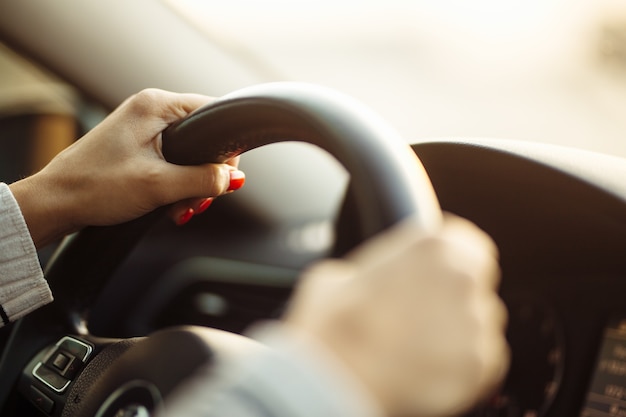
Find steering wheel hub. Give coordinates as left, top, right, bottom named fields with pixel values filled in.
left=95, top=380, right=159, bottom=417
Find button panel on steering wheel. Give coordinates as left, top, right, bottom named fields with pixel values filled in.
left=33, top=336, right=93, bottom=393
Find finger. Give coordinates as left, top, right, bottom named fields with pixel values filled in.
left=162, top=91, right=216, bottom=122
left=140, top=89, right=216, bottom=122
left=168, top=204, right=195, bottom=226
left=472, top=288, right=510, bottom=398
left=477, top=325, right=510, bottom=400
left=440, top=213, right=499, bottom=261
left=167, top=197, right=216, bottom=224
left=157, top=163, right=244, bottom=203
left=227, top=156, right=241, bottom=168
left=439, top=214, right=501, bottom=288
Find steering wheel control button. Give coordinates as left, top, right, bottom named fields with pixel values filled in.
left=45, top=349, right=81, bottom=379
left=62, top=354, right=81, bottom=379
left=27, top=385, right=55, bottom=414
left=51, top=352, right=70, bottom=371
left=32, top=336, right=94, bottom=393
left=57, top=336, right=93, bottom=361
left=33, top=362, right=71, bottom=392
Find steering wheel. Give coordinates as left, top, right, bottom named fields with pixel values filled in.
left=0, top=82, right=442, bottom=417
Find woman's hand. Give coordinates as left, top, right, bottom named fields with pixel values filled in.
left=10, top=89, right=244, bottom=248
left=285, top=214, right=509, bottom=417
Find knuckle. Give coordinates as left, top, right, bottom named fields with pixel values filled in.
left=201, top=165, right=228, bottom=196
left=127, top=89, right=165, bottom=116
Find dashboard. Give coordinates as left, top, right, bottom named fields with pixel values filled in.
left=414, top=139, right=626, bottom=416
left=81, top=137, right=626, bottom=417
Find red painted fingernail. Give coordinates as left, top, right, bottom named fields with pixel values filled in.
left=228, top=170, right=246, bottom=191
left=196, top=198, right=214, bottom=214
left=177, top=208, right=194, bottom=226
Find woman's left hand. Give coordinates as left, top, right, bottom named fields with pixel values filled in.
left=10, top=89, right=244, bottom=248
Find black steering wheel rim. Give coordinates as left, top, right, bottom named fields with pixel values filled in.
left=162, top=82, right=441, bottom=234
left=42, top=82, right=442, bottom=327
left=0, top=82, right=442, bottom=416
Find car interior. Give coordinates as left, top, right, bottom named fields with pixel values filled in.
left=2, top=1, right=626, bottom=416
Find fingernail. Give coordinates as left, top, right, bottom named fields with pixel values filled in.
left=196, top=198, right=213, bottom=214
left=177, top=208, right=195, bottom=226
left=228, top=170, right=246, bottom=192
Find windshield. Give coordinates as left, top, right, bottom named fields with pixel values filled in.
left=167, top=0, right=626, bottom=156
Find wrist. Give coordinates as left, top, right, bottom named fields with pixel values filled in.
left=249, top=321, right=386, bottom=417
left=9, top=172, right=76, bottom=249
left=285, top=307, right=397, bottom=415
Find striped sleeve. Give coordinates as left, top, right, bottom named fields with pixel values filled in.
left=0, top=183, right=53, bottom=326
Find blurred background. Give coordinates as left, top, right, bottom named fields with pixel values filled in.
left=1, top=0, right=626, bottom=176
left=1, top=3, right=625, bottom=414
left=168, top=0, right=626, bottom=155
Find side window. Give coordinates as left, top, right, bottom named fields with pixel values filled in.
left=0, top=42, right=107, bottom=267
left=0, top=42, right=99, bottom=183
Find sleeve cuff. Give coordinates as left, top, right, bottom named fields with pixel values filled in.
left=161, top=321, right=384, bottom=417
left=0, top=183, right=53, bottom=325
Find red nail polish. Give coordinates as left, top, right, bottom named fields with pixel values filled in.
left=196, top=198, right=213, bottom=214
left=177, top=208, right=194, bottom=226
left=228, top=170, right=246, bottom=191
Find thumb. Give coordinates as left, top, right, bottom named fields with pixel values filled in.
left=158, top=162, right=244, bottom=203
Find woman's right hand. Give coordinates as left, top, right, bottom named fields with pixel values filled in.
left=285, top=214, right=509, bottom=417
